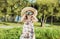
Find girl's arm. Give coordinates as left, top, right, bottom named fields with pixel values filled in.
left=21, top=14, right=26, bottom=22
left=31, top=15, right=38, bottom=22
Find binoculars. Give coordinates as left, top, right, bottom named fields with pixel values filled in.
left=26, top=11, right=33, bottom=15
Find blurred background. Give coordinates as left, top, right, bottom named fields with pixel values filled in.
left=0, top=0, right=60, bottom=26
left=0, top=0, right=60, bottom=39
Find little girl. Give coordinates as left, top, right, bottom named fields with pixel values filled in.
left=20, top=10, right=38, bottom=39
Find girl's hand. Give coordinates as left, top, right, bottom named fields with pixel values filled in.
left=21, top=14, right=26, bottom=22
left=31, top=15, right=38, bottom=22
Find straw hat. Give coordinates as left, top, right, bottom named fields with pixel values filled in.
left=21, top=7, right=37, bottom=16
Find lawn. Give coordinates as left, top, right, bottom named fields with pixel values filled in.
left=0, top=22, right=60, bottom=39
left=0, top=22, right=22, bottom=26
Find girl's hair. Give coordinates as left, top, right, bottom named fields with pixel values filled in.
left=25, top=15, right=28, bottom=19
left=25, top=14, right=32, bottom=20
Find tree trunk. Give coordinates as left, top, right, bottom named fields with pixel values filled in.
left=41, top=18, right=45, bottom=27
left=41, top=13, right=45, bottom=27
left=51, top=16, right=53, bottom=25
left=4, top=14, right=7, bottom=22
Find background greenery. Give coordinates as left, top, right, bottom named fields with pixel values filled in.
left=0, top=22, right=60, bottom=39
left=0, top=0, right=60, bottom=27
left=0, top=25, right=60, bottom=39
left=0, top=0, right=60, bottom=39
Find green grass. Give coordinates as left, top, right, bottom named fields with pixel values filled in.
left=0, top=22, right=60, bottom=27
left=0, top=22, right=22, bottom=26
left=0, top=28, right=22, bottom=39
left=35, top=27, right=60, bottom=39
left=0, top=22, right=60, bottom=39
left=0, top=26, right=60, bottom=39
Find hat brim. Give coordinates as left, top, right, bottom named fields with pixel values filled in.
left=21, top=7, right=37, bottom=16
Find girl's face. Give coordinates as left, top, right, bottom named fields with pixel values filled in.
left=25, top=11, right=33, bottom=19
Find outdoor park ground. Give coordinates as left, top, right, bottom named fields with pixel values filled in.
left=0, top=22, right=60, bottom=39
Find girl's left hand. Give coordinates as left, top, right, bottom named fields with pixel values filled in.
left=31, top=15, right=38, bottom=22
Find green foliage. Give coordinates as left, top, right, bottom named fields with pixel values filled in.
left=0, top=0, right=60, bottom=18
left=0, top=0, right=60, bottom=24
left=36, top=0, right=60, bottom=20
left=0, top=28, right=22, bottom=39
left=35, top=27, right=60, bottom=39
left=0, top=27, right=60, bottom=39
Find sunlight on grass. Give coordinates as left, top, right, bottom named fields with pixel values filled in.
left=0, top=22, right=23, bottom=26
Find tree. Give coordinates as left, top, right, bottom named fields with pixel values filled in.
left=36, top=0, right=59, bottom=27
